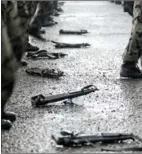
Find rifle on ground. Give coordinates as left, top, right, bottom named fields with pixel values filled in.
left=31, top=85, right=98, bottom=107
left=52, top=131, right=137, bottom=147
left=26, top=67, right=64, bottom=79
left=59, top=29, right=88, bottom=35
left=101, top=147, right=142, bottom=152
left=26, top=50, right=67, bottom=60
left=51, top=41, right=90, bottom=48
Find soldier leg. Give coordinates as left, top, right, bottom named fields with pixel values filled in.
left=1, top=19, right=18, bottom=130
left=28, top=2, right=47, bottom=40
left=25, top=34, right=39, bottom=52
left=36, top=2, right=54, bottom=26
left=120, top=1, right=142, bottom=78
left=53, top=1, right=58, bottom=10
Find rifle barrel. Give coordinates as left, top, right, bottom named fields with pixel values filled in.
left=44, top=88, right=94, bottom=104
left=57, top=135, right=134, bottom=146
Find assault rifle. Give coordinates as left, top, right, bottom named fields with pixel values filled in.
left=52, top=131, right=136, bottom=147
left=26, top=67, right=64, bottom=79
left=26, top=50, right=67, bottom=60
left=31, top=85, right=98, bottom=107
left=51, top=41, right=90, bottom=48
left=59, top=29, right=88, bottom=35
left=102, top=147, right=142, bottom=152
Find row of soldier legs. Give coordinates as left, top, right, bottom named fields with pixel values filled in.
left=1, top=1, right=62, bottom=130
left=1, top=1, right=142, bottom=130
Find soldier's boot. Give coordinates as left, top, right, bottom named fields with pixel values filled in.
left=123, top=1, right=134, bottom=16
left=120, top=61, right=142, bottom=78
left=40, top=29, right=46, bottom=34
left=20, top=60, right=28, bottom=66
left=115, top=1, right=121, bottom=5
left=1, top=111, right=16, bottom=130
left=26, top=43, right=39, bottom=52
left=2, top=111, right=16, bottom=122
left=29, top=26, right=46, bottom=41
left=1, top=119, right=12, bottom=130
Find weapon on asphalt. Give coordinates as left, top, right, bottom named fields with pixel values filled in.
left=26, top=67, right=64, bottom=79
left=52, top=131, right=136, bottom=147
left=26, top=50, right=67, bottom=60
left=59, top=29, right=88, bottom=35
left=51, top=41, right=90, bottom=48
left=31, top=85, right=98, bottom=107
left=101, top=147, right=142, bottom=152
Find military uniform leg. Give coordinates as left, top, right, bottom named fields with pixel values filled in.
left=120, top=1, right=142, bottom=78
left=1, top=19, right=18, bottom=130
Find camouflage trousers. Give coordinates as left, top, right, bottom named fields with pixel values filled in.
left=1, top=18, right=18, bottom=113
left=123, top=1, right=142, bottom=63
left=1, top=1, right=38, bottom=114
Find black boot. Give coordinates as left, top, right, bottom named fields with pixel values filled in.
left=123, top=1, right=134, bottom=16
left=20, top=60, right=28, bottom=66
left=2, top=111, right=16, bottom=122
left=115, top=1, right=121, bottom=5
left=28, top=26, right=46, bottom=41
left=120, top=61, right=142, bottom=78
left=26, top=43, right=39, bottom=52
left=1, top=119, right=12, bottom=130
left=40, top=30, right=46, bottom=34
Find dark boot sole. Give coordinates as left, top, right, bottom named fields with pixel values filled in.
left=1, top=120, right=12, bottom=130
left=120, top=72, right=142, bottom=79
left=2, top=112, right=16, bottom=122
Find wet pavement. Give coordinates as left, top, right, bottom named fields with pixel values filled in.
left=2, top=1, right=142, bottom=153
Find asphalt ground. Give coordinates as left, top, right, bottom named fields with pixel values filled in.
left=2, top=1, right=142, bottom=153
